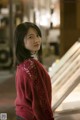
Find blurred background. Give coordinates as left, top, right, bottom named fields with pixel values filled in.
left=0, top=0, right=80, bottom=120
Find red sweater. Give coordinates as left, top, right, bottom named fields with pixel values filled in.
left=15, top=58, right=54, bottom=120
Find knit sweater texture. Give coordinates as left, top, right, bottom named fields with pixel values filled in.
left=15, top=58, right=54, bottom=120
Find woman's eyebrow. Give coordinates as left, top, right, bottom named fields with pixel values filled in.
left=28, top=34, right=34, bottom=36
left=27, top=33, right=38, bottom=37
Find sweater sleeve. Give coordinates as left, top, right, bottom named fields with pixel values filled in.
left=25, top=60, right=54, bottom=120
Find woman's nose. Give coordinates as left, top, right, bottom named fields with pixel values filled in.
left=34, top=37, right=39, bottom=42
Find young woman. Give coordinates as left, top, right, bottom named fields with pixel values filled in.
left=14, top=22, right=54, bottom=120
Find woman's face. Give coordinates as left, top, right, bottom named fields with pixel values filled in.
left=24, top=28, right=41, bottom=54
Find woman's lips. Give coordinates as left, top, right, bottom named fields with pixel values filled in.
left=34, top=44, right=40, bottom=46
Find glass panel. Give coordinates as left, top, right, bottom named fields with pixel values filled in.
left=50, top=41, right=80, bottom=111
left=55, top=83, right=80, bottom=112
left=49, top=41, right=80, bottom=79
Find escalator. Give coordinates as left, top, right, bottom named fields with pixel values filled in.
left=49, top=40, right=80, bottom=120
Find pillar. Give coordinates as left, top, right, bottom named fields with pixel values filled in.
left=60, top=0, right=80, bottom=56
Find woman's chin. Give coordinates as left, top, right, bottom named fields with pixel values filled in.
left=34, top=47, right=40, bottom=51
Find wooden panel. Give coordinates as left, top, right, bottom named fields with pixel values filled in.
left=0, top=0, right=8, bottom=6
left=77, top=2, right=80, bottom=29
left=63, top=0, right=76, bottom=29
left=60, top=0, right=78, bottom=56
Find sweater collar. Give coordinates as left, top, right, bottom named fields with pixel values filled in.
left=31, top=53, right=38, bottom=60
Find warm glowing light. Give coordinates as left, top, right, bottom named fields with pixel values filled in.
left=35, top=8, right=60, bottom=27
left=51, top=12, right=60, bottom=27
left=22, top=16, right=28, bottom=22
left=1, top=8, right=9, bottom=14
left=36, top=10, right=50, bottom=27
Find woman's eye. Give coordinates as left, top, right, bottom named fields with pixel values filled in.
left=28, top=35, right=39, bottom=39
left=29, top=36, right=32, bottom=38
left=37, top=34, right=39, bottom=37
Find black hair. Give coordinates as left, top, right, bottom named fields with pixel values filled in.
left=14, top=22, right=42, bottom=65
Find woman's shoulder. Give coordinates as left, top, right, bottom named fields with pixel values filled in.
left=17, top=58, right=40, bottom=78
left=17, top=58, right=38, bottom=72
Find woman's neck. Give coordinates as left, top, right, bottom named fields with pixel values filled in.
left=31, top=52, right=38, bottom=60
